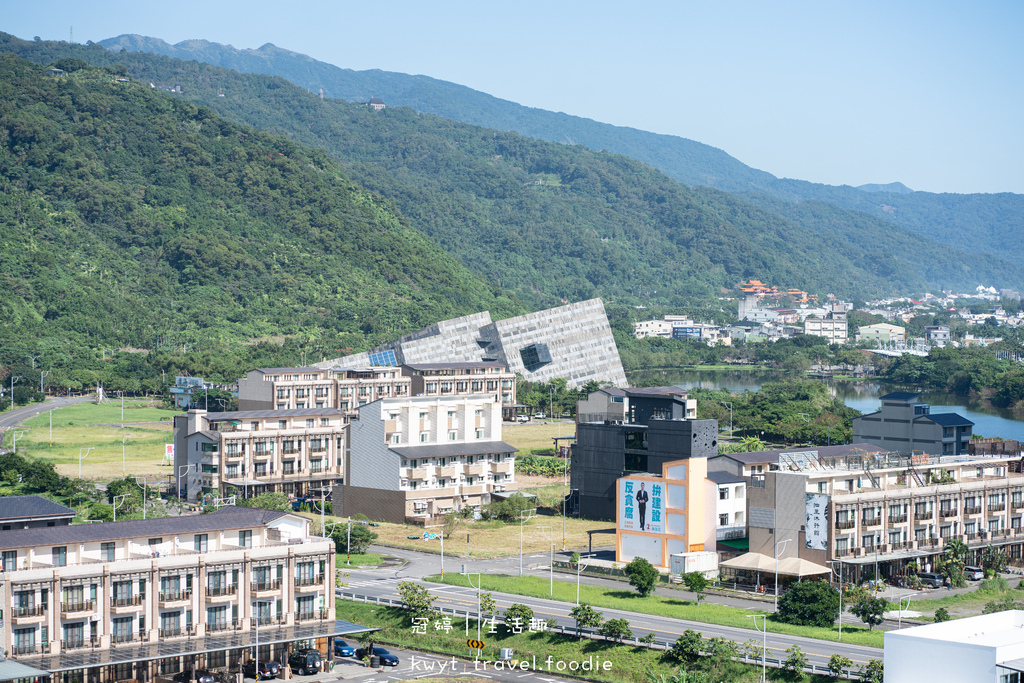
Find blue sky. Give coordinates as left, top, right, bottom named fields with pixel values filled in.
left=5, top=0, right=1023, bottom=194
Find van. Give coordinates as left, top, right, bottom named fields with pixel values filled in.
left=917, top=572, right=945, bottom=588
left=964, top=566, right=985, bottom=581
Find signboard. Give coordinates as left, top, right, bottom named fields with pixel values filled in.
left=619, top=478, right=664, bottom=534
left=164, top=444, right=174, bottom=461
left=805, top=493, right=829, bottom=550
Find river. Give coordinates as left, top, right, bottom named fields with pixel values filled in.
left=629, top=368, right=1024, bottom=442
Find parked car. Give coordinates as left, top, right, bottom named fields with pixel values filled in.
left=287, top=649, right=322, bottom=675
left=173, top=671, right=219, bottom=683
left=533, top=412, right=545, bottom=419
left=516, top=415, right=530, bottom=422
left=242, top=660, right=280, bottom=679
left=354, top=646, right=399, bottom=666
left=964, top=566, right=985, bottom=581
left=334, top=639, right=355, bottom=657
left=917, top=571, right=945, bottom=588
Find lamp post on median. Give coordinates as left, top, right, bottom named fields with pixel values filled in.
left=461, top=571, right=482, bottom=649
left=78, top=447, right=93, bottom=480
left=774, top=538, right=792, bottom=612
left=113, top=494, right=128, bottom=522
left=746, top=614, right=767, bottom=683
left=519, top=508, right=535, bottom=576
left=827, top=558, right=843, bottom=641
left=576, top=553, right=592, bottom=606
left=10, top=375, right=23, bottom=410
left=539, top=526, right=554, bottom=597
left=134, top=477, right=148, bottom=520
left=898, top=594, right=913, bottom=630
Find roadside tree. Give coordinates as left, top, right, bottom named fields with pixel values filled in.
left=776, top=579, right=840, bottom=628
left=624, top=557, right=660, bottom=597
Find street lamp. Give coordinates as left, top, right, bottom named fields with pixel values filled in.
left=519, top=508, right=535, bottom=576
left=539, top=526, right=554, bottom=597
left=113, top=494, right=128, bottom=522
left=461, top=571, right=482, bottom=649
left=575, top=553, right=592, bottom=605
left=117, top=391, right=125, bottom=429
left=122, top=433, right=129, bottom=478
left=897, top=595, right=913, bottom=630
left=720, top=401, right=733, bottom=434
left=423, top=523, right=445, bottom=579
left=746, top=614, right=767, bottom=683
left=10, top=375, right=23, bottom=410
left=134, top=477, right=148, bottom=520
left=774, top=538, right=792, bottom=612
left=12, top=431, right=25, bottom=455
left=827, top=558, right=843, bottom=641
left=178, top=464, right=196, bottom=503
left=78, top=447, right=93, bottom=480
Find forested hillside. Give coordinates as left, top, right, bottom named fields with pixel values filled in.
left=94, top=33, right=1024, bottom=262
left=4, top=34, right=1019, bottom=308
left=0, top=53, right=520, bottom=371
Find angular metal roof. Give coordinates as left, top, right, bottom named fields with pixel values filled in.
left=390, top=441, right=519, bottom=459
left=0, top=494, right=76, bottom=521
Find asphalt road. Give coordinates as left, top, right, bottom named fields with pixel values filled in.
left=330, top=647, right=578, bottom=682
left=336, top=546, right=885, bottom=673
left=0, top=395, right=94, bottom=437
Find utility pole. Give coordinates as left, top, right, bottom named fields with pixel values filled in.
left=113, top=494, right=128, bottom=522
left=10, top=375, right=23, bottom=409
left=40, top=370, right=50, bottom=394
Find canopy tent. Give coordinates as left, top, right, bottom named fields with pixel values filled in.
left=720, top=552, right=830, bottom=578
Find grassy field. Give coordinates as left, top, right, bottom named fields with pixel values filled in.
left=299, top=512, right=613, bottom=559
left=336, top=599, right=851, bottom=683
left=502, top=421, right=573, bottom=455
left=427, top=573, right=885, bottom=648
left=900, top=576, right=1024, bottom=619
left=336, top=553, right=389, bottom=568
left=2, top=399, right=177, bottom=481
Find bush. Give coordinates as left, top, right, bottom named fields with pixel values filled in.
left=482, top=492, right=535, bottom=522
left=776, top=580, right=840, bottom=628
left=934, top=607, right=951, bottom=622
left=669, top=630, right=703, bottom=663
left=850, top=597, right=887, bottom=629
left=503, top=603, right=534, bottom=630
left=624, top=557, right=659, bottom=597
left=983, top=597, right=1020, bottom=614
left=599, top=618, right=632, bottom=642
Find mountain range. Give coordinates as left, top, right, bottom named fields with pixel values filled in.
left=94, top=34, right=1024, bottom=263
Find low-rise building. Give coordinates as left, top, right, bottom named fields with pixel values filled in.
left=708, top=471, right=746, bottom=541
left=856, top=323, right=906, bottom=344
left=237, top=366, right=410, bottom=413
left=0, top=505, right=351, bottom=683
left=853, top=392, right=973, bottom=456
left=576, top=386, right=696, bottom=425
left=925, top=325, right=951, bottom=346
left=340, top=394, right=516, bottom=523
left=401, top=362, right=516, bottom=420
left=804, top=304, right=848, bottom=344
left=173, top=408, right=348, bottom=502
left=0, top=496, right=77, bottom=531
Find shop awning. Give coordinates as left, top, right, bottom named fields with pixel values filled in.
left=719, top=538, right=749, bottom=551
left=720, top=552, right=777, bottom=572
left=777, top=556, right=831, bottom=577
left=721, top=552, right=830, bottom=577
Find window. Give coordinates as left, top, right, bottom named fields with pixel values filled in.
left=306, top=419, right=315, bottom=428
left=279, top=420, right=287, bottom=429
left=52, top=546, right=67, bottom=567
left=475, top=429, right=483, bottom=439
left=160, top=612, right=180, bottom=637
left=226, top=464, right=239, bottom=478
left=2, top=550, right=16, bottom=570
left=391, top=433, right=401, bottom=444
left=194, top=534, right=208, bottom=553
left=719, top=488, right=729, bottom=500
left=420, top=432, right=429, bottom=443
left=719, top=514, right=729, bottom=526
left=112, top=616, right=134, bottom=643
left=239, top=530, right=252, bottom=549
left=102, top=540, right=116, bottom=565
left=448, top=431, right=457, bottom=441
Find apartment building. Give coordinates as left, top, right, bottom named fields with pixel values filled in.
left=401, top=362, right=516, bottom=420
left=804, top=308, right=849, bottom=344
left=339, top=395, right=516, bottom=523
left=0, top=506, right=351, bottom=682
left=853, top=392, right=974, bottom=456
left=173, top=409, right=348, bottom=502
left=708, top=471, right=746, bottom=541
left=575, top=386, right=697, bottom=426
left=237, top=366, right=410, bottom=414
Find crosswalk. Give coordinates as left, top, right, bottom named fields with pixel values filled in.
left=338, top=576, right=402, bottom=590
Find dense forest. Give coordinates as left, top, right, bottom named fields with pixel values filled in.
left=0, top=53, right=520, bottom=390
left=94, top=33, right=1024, bottom=263
left=3, top=33, right=1019, bottom=310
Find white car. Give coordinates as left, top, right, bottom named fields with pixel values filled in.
left=517, top=415, right=530, bottom=422
left=533, top=412, right=545, bottom=419
left=964, top=566, right=985, bottom=581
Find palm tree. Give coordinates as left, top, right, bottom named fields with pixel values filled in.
left=942, top=538, right=969, bottom=587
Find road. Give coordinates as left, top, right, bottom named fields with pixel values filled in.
left=336, top=546, right=885, bottom=673
left=330, top=647, right=579, bottom=683
left=0, top=395, right=94, bottom=439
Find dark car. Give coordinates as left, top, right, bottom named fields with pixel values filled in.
left=334, top=640, right=355, bottom=657
left=354, top=646, right=399, bottom=667
left=917, top=571, right=945, bottom=588
left=242, top=660, right=280, bottom=679
left=288, top=649, right=322, bottom=675
left=173, top=671, right=219, bottom=683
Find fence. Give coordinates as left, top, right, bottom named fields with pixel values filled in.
left=337, top=591, right=866, bottom=680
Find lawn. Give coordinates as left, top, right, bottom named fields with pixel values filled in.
left=336, top=599, right=858, bottom=683
left=502, top=421, right=573, bottom=455
left=298, top=512, right=613, bottom=559
left=426, top=573, right=885, bottom=648
left=2, top=399, right=177, bottom=482
left=900, top=576, right=1024, bottom=619
left=336, top=553, right=389, bottom=568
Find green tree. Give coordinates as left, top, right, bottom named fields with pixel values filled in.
left=503, top=603, right=533, bottom=632
left=569, top=603, right=603, bottom=638
left=397, top=581, right=436, bottom=618
left=784, top=644, right=808, bottom=675
left=479, top=592, right=497, bottom=620
left=669, top=630, right=703, bottom=663
left=828, top=654, right=852, bottom=678
left=599, top=618, right=632, bottom=643
left=237, top=492, right=290, bottom=511
left=850, top=597, right=886, bottom=630
left=681, top=572, right=709, bottom=604
left=934, top=607, right=951, bottom=622
left=860, top=659, right=884, bottom=683
left=330, top=524, right=378, bottom=555
left=982, top=546, right=1009, bottom=575
left=776, top=580, right=840, bottom=628
left=941, top=538, right=969, bottom=588
left=624, top=557, right=660, bottom=597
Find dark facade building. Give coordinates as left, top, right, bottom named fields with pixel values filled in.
left=853, top=392, right=974, bottom=456
left=571, top=417, right=718, bottom=520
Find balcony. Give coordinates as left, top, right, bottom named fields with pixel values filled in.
left=282, top=465, right=295, bottom=475
left=888, top=514, right=908, bottom=524
left=282, top=447, right=300, bottom=455
left=1013, top=500, right=1024, bottom=511
left=251, top=579, right=282, bottom=593
left=940, top=508, right=959, bottom=519
left=111, top=632, right=140, bottom=645
left=61, top=637, right=98, bottom=651
left=914, top=511, right=932, bottom=521
left=861, top=518, right=881, bottom=528
left=990, top=503, right=1007, bottom=512
left=294, top=575, right=324, bottom=589
left=12, top=605, right=45, bottom=623
left=296, top=609, right=329, bottom=623
left=251, top=616, right=284, bottom=628
left=836, top=520, right=856, bottom=530
left=111, top=594, right=145, bottom=611
left=964, top=506, right=982, bottom=515
left=207, top=619, right=240, bottom=633
left=466, top=464, right=485, bottom=476
left=11, top=644, right=50, bottom=656
left=159, top=589, right=192, bottom=606
left=205, top=585, right=238, bottom=600
left=438, top=466, right=458, bottom=478
left=61, top=599, right=96, bottom=617
left=159, top=625, right=195, bottom=639
left=833, top=547, right=855, bottom=558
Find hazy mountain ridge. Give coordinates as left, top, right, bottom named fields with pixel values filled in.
left=95, top=33, right=1024, bottom=262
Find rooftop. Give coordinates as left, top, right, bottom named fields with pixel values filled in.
left=880, top=391, right=923, bottom=401
left=707, top=471, right=746, bottom=485
left=0, top=494, right=76, bottom=521
left=184, top=408, right=348, bottom=421
left=403, top=362, right=507, bottom=370
left=920, top=412, right=974, bottom=427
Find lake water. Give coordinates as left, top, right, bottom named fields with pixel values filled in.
left=628, top=368, right=1024, bottom=442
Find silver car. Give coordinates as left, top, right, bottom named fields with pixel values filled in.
left=964, top=566, right=985, bottom=581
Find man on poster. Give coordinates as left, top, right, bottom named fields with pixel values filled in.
left=636, top=482, right=649, bottom=530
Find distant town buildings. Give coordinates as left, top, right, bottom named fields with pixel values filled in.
left=367, top=97, right=385, bottom=111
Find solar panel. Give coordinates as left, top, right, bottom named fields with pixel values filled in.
left=368, top=349, right=397, bottom=366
